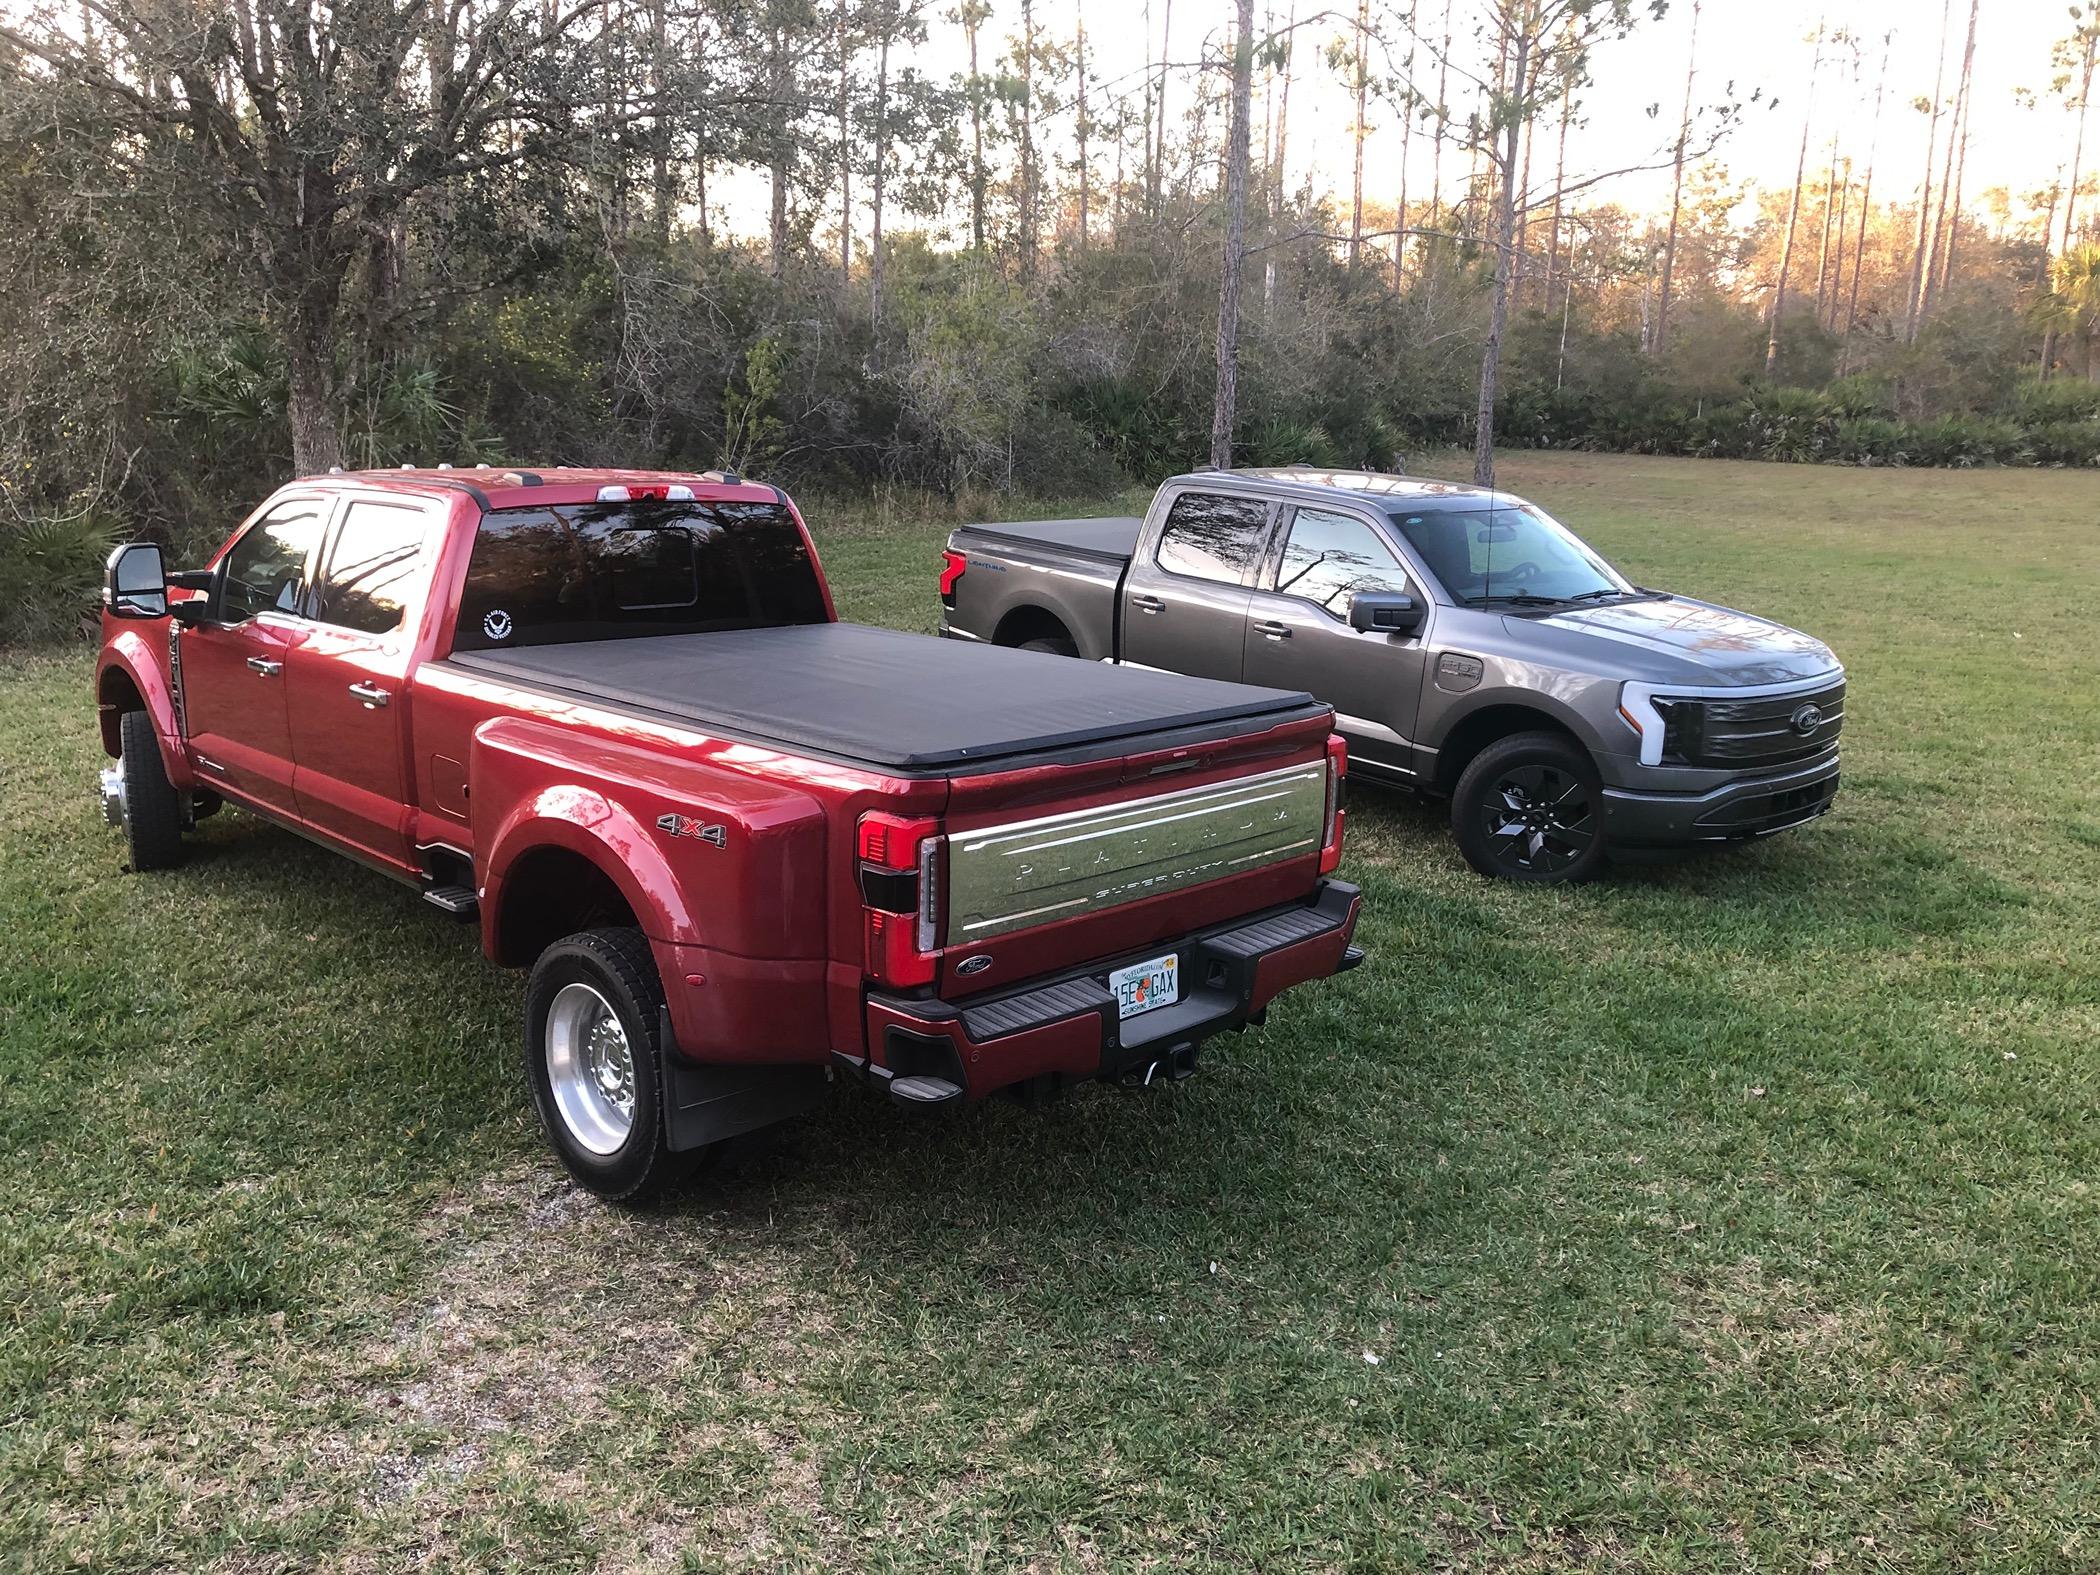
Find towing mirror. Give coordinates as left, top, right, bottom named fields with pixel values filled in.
left=104, top=542, right=168, bottom=620
left=1349, top=591, right=1424, bottom=634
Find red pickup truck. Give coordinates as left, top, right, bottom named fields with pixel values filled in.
left=95, top=468, right=1362, bottom=1198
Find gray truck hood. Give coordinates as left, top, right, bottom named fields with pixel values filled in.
left=1506, top=595, right=1839, bottom=687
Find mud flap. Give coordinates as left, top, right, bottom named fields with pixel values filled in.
left=658, top=1009, right=827, bottom=1151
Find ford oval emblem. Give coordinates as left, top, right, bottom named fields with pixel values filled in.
left=1789, top=702, right=1824, bottom=737
left=957, top=955, right=994, bottom=977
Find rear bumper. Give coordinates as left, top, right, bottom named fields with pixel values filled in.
left=853, top=880, right=1363, bottom=1101
left=1602, top=752, right=1840, bottom=847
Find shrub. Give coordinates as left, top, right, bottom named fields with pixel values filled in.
left=1832, top=417, right=1908, bottom=466
left=0, top=505, right=121, bottom=644
left=2024, top=419, right=2100, bottom=466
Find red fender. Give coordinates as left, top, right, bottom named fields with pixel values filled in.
left=95, top=627, right=195, bottom=790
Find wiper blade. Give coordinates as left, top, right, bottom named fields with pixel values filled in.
left=1472, top=592, right=1566, bottom=607
left=1564, top=588, right=1630, bottom=602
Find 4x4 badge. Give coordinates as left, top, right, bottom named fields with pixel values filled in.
left=657, top=813, right=727, bottom=847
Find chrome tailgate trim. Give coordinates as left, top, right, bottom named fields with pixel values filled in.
left=945, top=761, right=1327, bottom=942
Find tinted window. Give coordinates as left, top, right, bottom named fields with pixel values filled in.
left=1274, top=508, right=1409, bottom=615
left=1155, top=492, right=1270, bottom=584
left=219, top=505, right=322, bottom=622
left=453, top=500, right=829, bottom=651
left=315, top=501, right=427, bottom=635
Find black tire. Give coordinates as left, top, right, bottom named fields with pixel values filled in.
left=1451, top=730, right=1607, bottom=884
left=524, top=927, right=695, bottom=1202
left=117, top=710, right=187, bottom=871
left=1018, top=634, right=1078, bottom=657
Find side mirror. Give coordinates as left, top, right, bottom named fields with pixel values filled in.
left=1349, top=591, right=1424, bottom=634
left=104, top=542, right=168, bottom=620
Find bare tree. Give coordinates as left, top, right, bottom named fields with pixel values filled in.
left=1765, top=23, right=1823, bottom=378
left=1, top=0, right=647, bottom=472
left=1652, top=0, right=1698, bottom=356
left=1842, top=30, right=1892, bottom=356
left=1904, top=0, right=1954, bottom=340
left=955, top=0, right=992, bottom=252
left=1916, top=0, right=1977, bottom=329
left=1211, top=0, right=1256, bottom=467
left=1349, top=0, right=1369, bottom=271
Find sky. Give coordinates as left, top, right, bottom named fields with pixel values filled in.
left=833, top=0, right=2084, bottom=244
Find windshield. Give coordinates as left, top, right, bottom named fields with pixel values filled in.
left=1389, top=504, right=1631, bottom=606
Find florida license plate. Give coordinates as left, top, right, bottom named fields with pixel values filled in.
left=1109, top=953, right=1179, bottom=1020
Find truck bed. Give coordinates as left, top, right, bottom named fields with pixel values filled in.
left=955, top=516, right=1142, bottom=561
left=445, top=623, right=1319, bottom=773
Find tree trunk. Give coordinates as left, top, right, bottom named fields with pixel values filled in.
left=1653, top=0, right=1697, bottom=355
left=1842, top=31, right=1889, bottom=358
left=1152, top=0, right=1173, bottom=214
left=1076, top=5, right=1089, bottom=250
left=1905, top=0, right=1953, bottom=339
left=288, top=310, right=345, bottom=475
left=1918, top=0, right=1976, bottom=327
left=650, top=0, right=672, bottom=244
left=1473, top=28, right=1528, bottom=488
left=1935, top=0, right=1978, bottom=296
left=1348, top=0, right=1367, bottom=272
left=769, top=24, right=791, bottom=278
left=1430, top=0, right=1451, bottom=225
left=1765, top=27, right=1820, bottom=378
left=1020, top=0, right=1039, bottom=277
left=1544, top=94, right=1568, bottom=305
left=1211, top=0, right=1256, bottom=469
left=1393, top=15, right=1415, bottom=282
left=871, top=18, right=890, bottom=325
left=964, top=2, right=987, bottom=252
left=838, top=0, right=852, bottom=285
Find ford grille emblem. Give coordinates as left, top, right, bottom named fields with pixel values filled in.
left=957, top=955, right=993, bottom=976
left=1789, top=702, right=1824, bottom=737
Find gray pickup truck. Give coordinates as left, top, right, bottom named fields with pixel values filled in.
left=940, top=468, right=1845, bottom=883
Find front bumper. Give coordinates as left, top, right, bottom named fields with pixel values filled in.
left=1602, top=752, right=1840, bottom=847
left=852, top=879, right=1363, bottom=1102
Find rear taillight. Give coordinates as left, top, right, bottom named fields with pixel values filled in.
left=1320, top=734, right=1348, bottom=875
left=857, top=812, right=943, bottom=986
left=938, top=549, right=967, bottom=604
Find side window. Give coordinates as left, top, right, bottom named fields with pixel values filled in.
left=218, top=505, right=322, bottom=623
left=315, top=501, right=428, bottom=636
left=1274, top=508, right=1410, bottom=616
left=1155, top=492, right=1271, bottom=585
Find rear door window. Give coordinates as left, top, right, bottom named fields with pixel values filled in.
left=313, top=500, right=428, bottom=636
left=453, top=499, right=829, bottom=650
left=1154, top=492, right=1272, bottom=585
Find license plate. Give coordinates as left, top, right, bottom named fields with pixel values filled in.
left=1109, top=953, right=1179, bottom=1020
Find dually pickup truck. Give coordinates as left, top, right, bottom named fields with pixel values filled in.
left=941, top=468, right=1846, bottom=884
left=95, top=468, right=1360, bottom=1198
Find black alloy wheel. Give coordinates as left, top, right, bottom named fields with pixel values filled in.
left=1451, top=731, right=1607, bottom=884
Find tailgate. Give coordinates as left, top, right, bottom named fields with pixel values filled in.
left=946, top=761, right=1328, bottom=942
left=932, top=729, right=1337, bottom=996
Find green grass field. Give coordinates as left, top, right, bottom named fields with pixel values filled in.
left=4, top=452, right=2098, bottom=1572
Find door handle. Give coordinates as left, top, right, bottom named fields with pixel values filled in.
left=347, top=681, right=391, bottom=709
left=1132, top=594, right=1165, bottom=614
left=1253, top=620, right=1292, bottom=640
left=246, top=657, right=282, bottom=677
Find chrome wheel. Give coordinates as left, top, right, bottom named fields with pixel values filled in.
left=99, top=764, right=128, bottom=831
left=544, top=982, right=636, bottom=1155
left=1481, top=763, right=1596, bottom=876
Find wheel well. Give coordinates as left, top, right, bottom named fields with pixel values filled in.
left=493, top=847, right=640, bottom=967
left=992, top=604, right=1076, bottom=649
left=97, top=669, right=146, bottom=757
left=1433, top=705, right=1585, bottom=794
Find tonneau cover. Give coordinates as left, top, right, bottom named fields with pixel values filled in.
left=445, top=623, right=1319, bottom=771
left=959, top=516, right=1142, bottom=559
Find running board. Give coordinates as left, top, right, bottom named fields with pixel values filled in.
left=889, top=1075, right=964, bottom=1106
left=420, top=883, right=479, bottom=918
